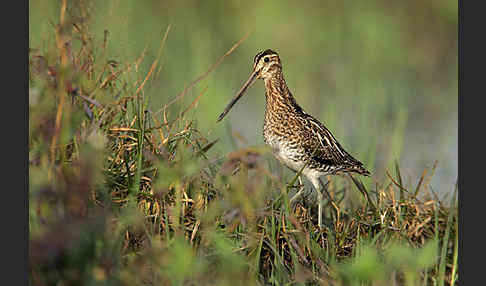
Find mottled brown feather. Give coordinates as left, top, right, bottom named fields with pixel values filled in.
left=259, top=51, right=370, bottom=177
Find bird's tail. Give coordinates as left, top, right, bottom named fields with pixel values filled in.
left=349, top=165, right=371, bottom=176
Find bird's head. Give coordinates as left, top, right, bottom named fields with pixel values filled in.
left=252, top=49, right=281, bottom=79
left=217, top=49, right=281, bottom=122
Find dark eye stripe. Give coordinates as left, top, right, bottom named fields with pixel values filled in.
left=254, top=49, right=277, bottom=64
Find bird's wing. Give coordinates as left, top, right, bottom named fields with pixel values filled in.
left=300, top=115, right=362, bottom=168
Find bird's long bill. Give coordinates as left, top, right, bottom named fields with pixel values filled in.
left=217, top=70, right=258, bottom=122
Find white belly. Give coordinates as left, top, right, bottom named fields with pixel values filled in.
left=266, top=135, right=325, bottom=183
left=267, top=136, right=304, bottom=172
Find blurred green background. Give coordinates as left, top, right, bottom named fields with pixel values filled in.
left=29, top=0, right=457, bottom=196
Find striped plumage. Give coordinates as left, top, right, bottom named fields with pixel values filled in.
left=218, top=49, right=370, bottom=228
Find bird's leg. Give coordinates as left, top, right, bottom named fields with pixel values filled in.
left=311, top=177, right=323, bottom=229
left=318, top=178, right=340, bottom=220
left=317, top=184, right=323, bottom=229
left=290, top=176, right=305, bottom=204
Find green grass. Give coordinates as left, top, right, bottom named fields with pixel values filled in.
left=29, top=3, right=458, bottom=285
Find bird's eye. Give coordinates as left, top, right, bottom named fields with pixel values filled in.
left=264, top=57, right=269, bottom=63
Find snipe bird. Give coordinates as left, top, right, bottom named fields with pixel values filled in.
left=217, top=49, right=370, bottom=228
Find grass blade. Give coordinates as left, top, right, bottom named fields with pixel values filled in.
left=437, top=183, right=458, bottom=286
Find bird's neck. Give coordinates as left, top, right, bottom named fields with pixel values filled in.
left=264, top=72, right=300, bottom=113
